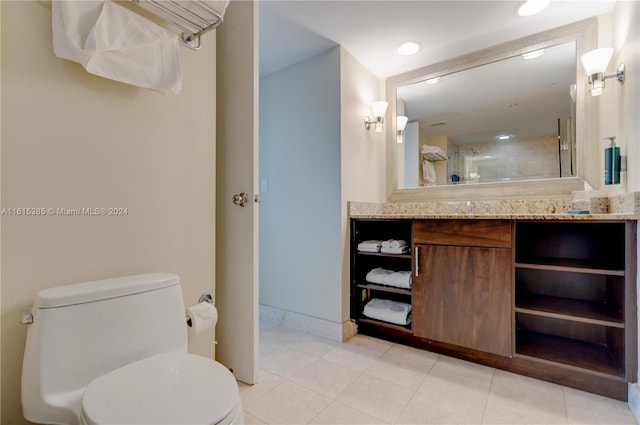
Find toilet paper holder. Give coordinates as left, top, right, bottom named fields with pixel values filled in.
left=199, top=292, right=214, bottom=305
left=185, top=293, right=215, bottom=328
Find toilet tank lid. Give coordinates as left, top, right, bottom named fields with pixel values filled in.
left=34, top=273, right=180, bottom=308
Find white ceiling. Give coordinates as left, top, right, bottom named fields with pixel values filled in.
left=259, top=0, right=615, bottom=78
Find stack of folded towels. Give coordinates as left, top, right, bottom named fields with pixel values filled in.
left=366, top=267, right=412, bottom=289
left=421, top=145, right=448, bottom=161
left=357, top=240, right=382, bottom=253
left=381, top=239, right=408, bottom=254
left=357, top=239, right=409, bottom=254
left=363, top=298, right=412, bottom=326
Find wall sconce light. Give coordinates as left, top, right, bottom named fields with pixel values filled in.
left=364, top=101, right=388, bottom=133
left=396, top=116, right=408, bottom=144
left=580, top=47, right=625, bottom=96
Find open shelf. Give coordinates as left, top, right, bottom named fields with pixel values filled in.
left=515, top=221, right=626, bottom=272
left=356, top=251, right=412, bottom=259
left=516, top=330, right=624, bottom=378
left=515, top=293, right=623, bottom=327
left=356, top=282, right=412, bottom=296
left=351, top=218, right=413, bottom=336
left=357, top=317, right=412, bottom=333
left=515, top=259, right=624, bottom=276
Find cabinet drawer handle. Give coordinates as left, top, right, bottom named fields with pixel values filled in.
left=415, top=246, right=419, bottom=277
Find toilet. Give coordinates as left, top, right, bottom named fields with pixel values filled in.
left=21, top=273, right=244, bottom=425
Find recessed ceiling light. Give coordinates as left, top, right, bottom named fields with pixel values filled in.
left=398, top=41, right=421, bottom=56
left=497, top=135, right=511, bottom=140
left=426, top=77, right=441, bottom=85
left=515, top=0, right=550, bottom=17
left=522, top=49, right=545, bottom=59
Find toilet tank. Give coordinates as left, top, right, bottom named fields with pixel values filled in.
left=22, top=273, right=189, bottom=425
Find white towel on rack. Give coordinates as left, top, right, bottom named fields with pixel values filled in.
left=52, top=0, right=182, bottom=94
left=363, top=298, right=412, bottom=326
left=421, top=145, right=448, bottom=161
left=423, top=159, right=437, bottom=184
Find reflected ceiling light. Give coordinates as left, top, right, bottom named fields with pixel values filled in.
left=426, top=77, right=441, bottom=85
left=396, top=116, right=408, bottom=144
left=364, top=101, right=388, bottom=133
left=580, top=47, right=625, bottom=96
left=497, top=135, right=511, bottom=140
left=516, top=0, right=549, bottom=17
left=522, top=49, right=545, bottom=60
left=398, top=41, right=421, bottom=56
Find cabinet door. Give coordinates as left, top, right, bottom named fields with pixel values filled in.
left=413, top=244, right=512, bottom=357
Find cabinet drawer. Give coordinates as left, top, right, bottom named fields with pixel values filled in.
left=414, top=219, right=511, bottom=248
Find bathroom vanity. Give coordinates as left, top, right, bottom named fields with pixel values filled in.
left=350, top=213, right=638, bottom=401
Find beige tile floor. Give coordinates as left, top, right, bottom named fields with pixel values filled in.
left=237, top=321, right=638, bottom=425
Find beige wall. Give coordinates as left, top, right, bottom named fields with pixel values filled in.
left=340, top=47, right=386, bottom=321
left=598, top=3, right=639, bottom=195
left=1, top=2, right=217, bottom=423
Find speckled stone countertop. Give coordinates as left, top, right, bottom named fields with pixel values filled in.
left=348, top=192, right=640, bottom=221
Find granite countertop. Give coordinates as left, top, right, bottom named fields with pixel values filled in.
left=349, top=212, right=638, bottom=221
left=348, top=194, right=640, bottom=221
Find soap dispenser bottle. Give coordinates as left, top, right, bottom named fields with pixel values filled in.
left=604, top=136, right=620, bottom=185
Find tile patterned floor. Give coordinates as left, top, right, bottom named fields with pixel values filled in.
left=237, top=321, right=638, bottom=424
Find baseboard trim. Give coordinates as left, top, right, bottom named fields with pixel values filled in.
left=259, top=304, right=356, bottom=342
left=628, top=383, right=640, bottom=423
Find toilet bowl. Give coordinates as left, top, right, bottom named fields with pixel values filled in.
left=21, top=273, right=244, bottom=425
left=80, top=352, right=243, bottom=425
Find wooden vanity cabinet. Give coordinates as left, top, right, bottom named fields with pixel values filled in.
left=412, top=220, right=512, bottom=356
left=350, top=217, right=637, bottom=401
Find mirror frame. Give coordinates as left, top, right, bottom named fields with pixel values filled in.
left=386, top=18, right=598, bottom=202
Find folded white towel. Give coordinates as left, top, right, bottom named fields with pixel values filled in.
left=358, top=240, right=382, bottom=252
left=358, top=247, right=381, bottom=253
left=421, top=145, right=447, bottom=161
left=52, top=0, right=181, bottom=94
left=363, top=298, right=412, bottom=326
left=381, top=239, right=407, bottom=248
left=381, top=246, right=409, bottom=255
left=366, top=268, right=412, bottom=289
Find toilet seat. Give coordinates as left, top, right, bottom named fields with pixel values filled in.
left=80, top=352, right=241, bottom=425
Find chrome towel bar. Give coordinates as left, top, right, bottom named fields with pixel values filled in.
left=129, top=0, right=228, bottom=50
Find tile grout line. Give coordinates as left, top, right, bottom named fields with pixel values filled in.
left=391, top=353, right=440, bottom=425
left=560, top=386, right=570, bottom=425
left=479, top=366, right=496, bottom=425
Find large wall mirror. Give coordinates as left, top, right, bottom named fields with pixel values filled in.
left=386, top=18, right=598, bottom=201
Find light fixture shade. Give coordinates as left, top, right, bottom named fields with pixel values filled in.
left=396, top=116, right=408, bottom=143
left=371, top=101, right=388, bottom=118
left=581, top=47, right=613, bottom=75
left=397, top=116, right=408, bottom=131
